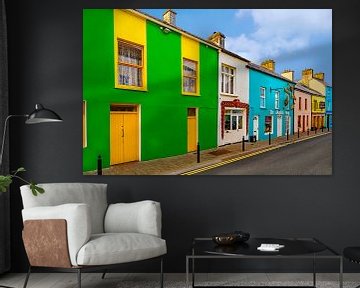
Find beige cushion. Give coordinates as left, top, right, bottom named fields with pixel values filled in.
left=20, top=183, right=108, bottom=234
left=76, top=233, right=167, bottom=266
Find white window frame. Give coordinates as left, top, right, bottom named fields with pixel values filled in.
left=260, top=87, right=266, bottom=108
left=224, top=109, right=243, bottom=131
left=274, top=91, right=280, bottom=109
left=221, top=64, right=236, bottom=95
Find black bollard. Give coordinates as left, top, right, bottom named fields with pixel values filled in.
left=242, top=136, right=245, bottom=151
left=307, top=128, right=310, bottom=136
left=197, top=142, right=200, bottom=163
left=298, top=128, right=300, bottom=138
left=286, top=129, right=289, bottom=141
left=268, top=132, right=271, bottom=145
left=322, top=126, right=324, bottom=132
left=97, top=155, right=102, bottom=175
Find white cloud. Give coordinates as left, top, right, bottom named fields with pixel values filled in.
left=226, top=9, right=332, bottom=63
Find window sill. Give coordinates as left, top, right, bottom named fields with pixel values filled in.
left=220, top=93, right=240, bottom=97
left=182, top=92, right=200, bottom=96
left=115, top=85, right=148, bottom=92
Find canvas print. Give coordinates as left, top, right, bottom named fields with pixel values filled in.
left=82, top=9, right=332, bottom=175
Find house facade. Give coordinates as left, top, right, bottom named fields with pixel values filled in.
left=248, top=60, right=295, bottom=142
left=293, top=84, right=316, bottom=133
left=83, top=9, right=219, bottom=172
left=208, top=32, right=250, bottom=146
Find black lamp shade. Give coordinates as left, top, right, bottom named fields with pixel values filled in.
left=25, top=104, right=63, bottom=124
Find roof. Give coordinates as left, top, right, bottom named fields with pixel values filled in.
left=246, top=62, right=296, bottom=84
left=295, top=83, right=323, bottom=96
left=131, top=9, right=220, bottom=50
left=221, top=48, right=250, bottom=63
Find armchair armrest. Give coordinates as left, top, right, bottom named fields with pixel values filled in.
left=104, top=200, right=162, bottom=237
left=22, top=203, right=91, bottom=266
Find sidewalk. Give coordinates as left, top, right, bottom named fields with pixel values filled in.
left=84, top=129, right=332, bottom=176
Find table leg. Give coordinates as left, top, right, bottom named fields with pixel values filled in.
left=186, top=257, right=189, bottom=288
left=192, top=257, right=195, bottom=288
left=339, top=256, right=343, bottom=288
left=313, top=254, right=316, bottom=287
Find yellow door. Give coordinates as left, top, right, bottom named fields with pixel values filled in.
left=187, top=108, right=197, bottom=152
left=110, top=111, right=139, bottom=165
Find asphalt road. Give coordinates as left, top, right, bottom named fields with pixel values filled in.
left=198, top=134, right=332, bottom=175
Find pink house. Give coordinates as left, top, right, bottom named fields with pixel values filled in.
left=293, top=84, right=313, bottom=133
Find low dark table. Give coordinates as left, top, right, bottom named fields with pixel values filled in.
left=186, top=237, right=342, bottom=288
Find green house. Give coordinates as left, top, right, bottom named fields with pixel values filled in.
left=83, top=9, right=219, bottom=172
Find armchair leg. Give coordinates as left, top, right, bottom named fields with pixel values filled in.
left=101, top=270, right=107, bottom=279
left=77, top=268, right=81, bottom=288
left=23, top=266, right=31, bottom=288
left=160, top=257, right=164, bottom=288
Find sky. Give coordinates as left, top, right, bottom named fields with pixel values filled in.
left=141, top=9, right=332, bottom=85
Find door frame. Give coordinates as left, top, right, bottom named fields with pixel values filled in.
left=277, top=115, right=282, bottom=137
left=110, top=104, right=140, bottom=165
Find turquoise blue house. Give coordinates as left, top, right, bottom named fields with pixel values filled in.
left=248, top=60, right=295, bottom=141
left=325, top=83, right=333, bottom=128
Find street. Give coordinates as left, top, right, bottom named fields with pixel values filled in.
left=197, top=134, right=332, bottom=175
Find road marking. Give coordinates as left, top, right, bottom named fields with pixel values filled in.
left=181, top=132, right=331, bottom=175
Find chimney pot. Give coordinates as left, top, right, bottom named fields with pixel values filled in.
left=163, top=9, right=177, bottom=26
left=261, top=59, right=275, bottom=72
left=208, top=32, right=226, bottom=48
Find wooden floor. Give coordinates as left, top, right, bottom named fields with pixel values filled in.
left=0, top=273, right=359, bottom=288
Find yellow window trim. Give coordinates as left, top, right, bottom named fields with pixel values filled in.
left=182, top=57, right=199, bottom=95
left=115, top=38, right=147, bottom=90
left=182, top=92, right=200, bottom=96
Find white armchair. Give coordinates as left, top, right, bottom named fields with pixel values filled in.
left=20, top=183, right=167, bottom=288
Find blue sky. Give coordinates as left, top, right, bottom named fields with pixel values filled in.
left=141, top=9, right=332, bottom=85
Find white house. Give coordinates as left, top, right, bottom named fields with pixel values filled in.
left=208, top=32, right=250, bottom=146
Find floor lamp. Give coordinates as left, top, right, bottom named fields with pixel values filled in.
left=0, top=103, right=62, bottom=288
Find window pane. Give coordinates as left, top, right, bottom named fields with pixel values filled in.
left=230, top=76, right=234, bottom=94
left=183, top=59, right=196, bottom=77
left=188, top=108, right=196, bottom=116
left=232, top=115, right=237, bottom=130
left=225, top=115, right=231, bottom=130
left=238, top=115, right=243, bottom=129
left=183, top=77, right=196, bottom=93
left=221, top=74, right=224, bottom=93
left=119, top=42, right=142, bottom=65
left=118, top=65, right=142, bottom=87
left=224, top=75, right=229, bottom=93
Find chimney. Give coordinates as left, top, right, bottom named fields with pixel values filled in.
left=314, top=72, right=325, bottom=81
left=163, top=9, right=177, bottom=26
left=208, top=32, right=226, bottom=48
left=261, top=59, right=275, bottom=72
left=281, top=69, right=294, bottom=81
left=301, top=68, right=313, bottom=86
